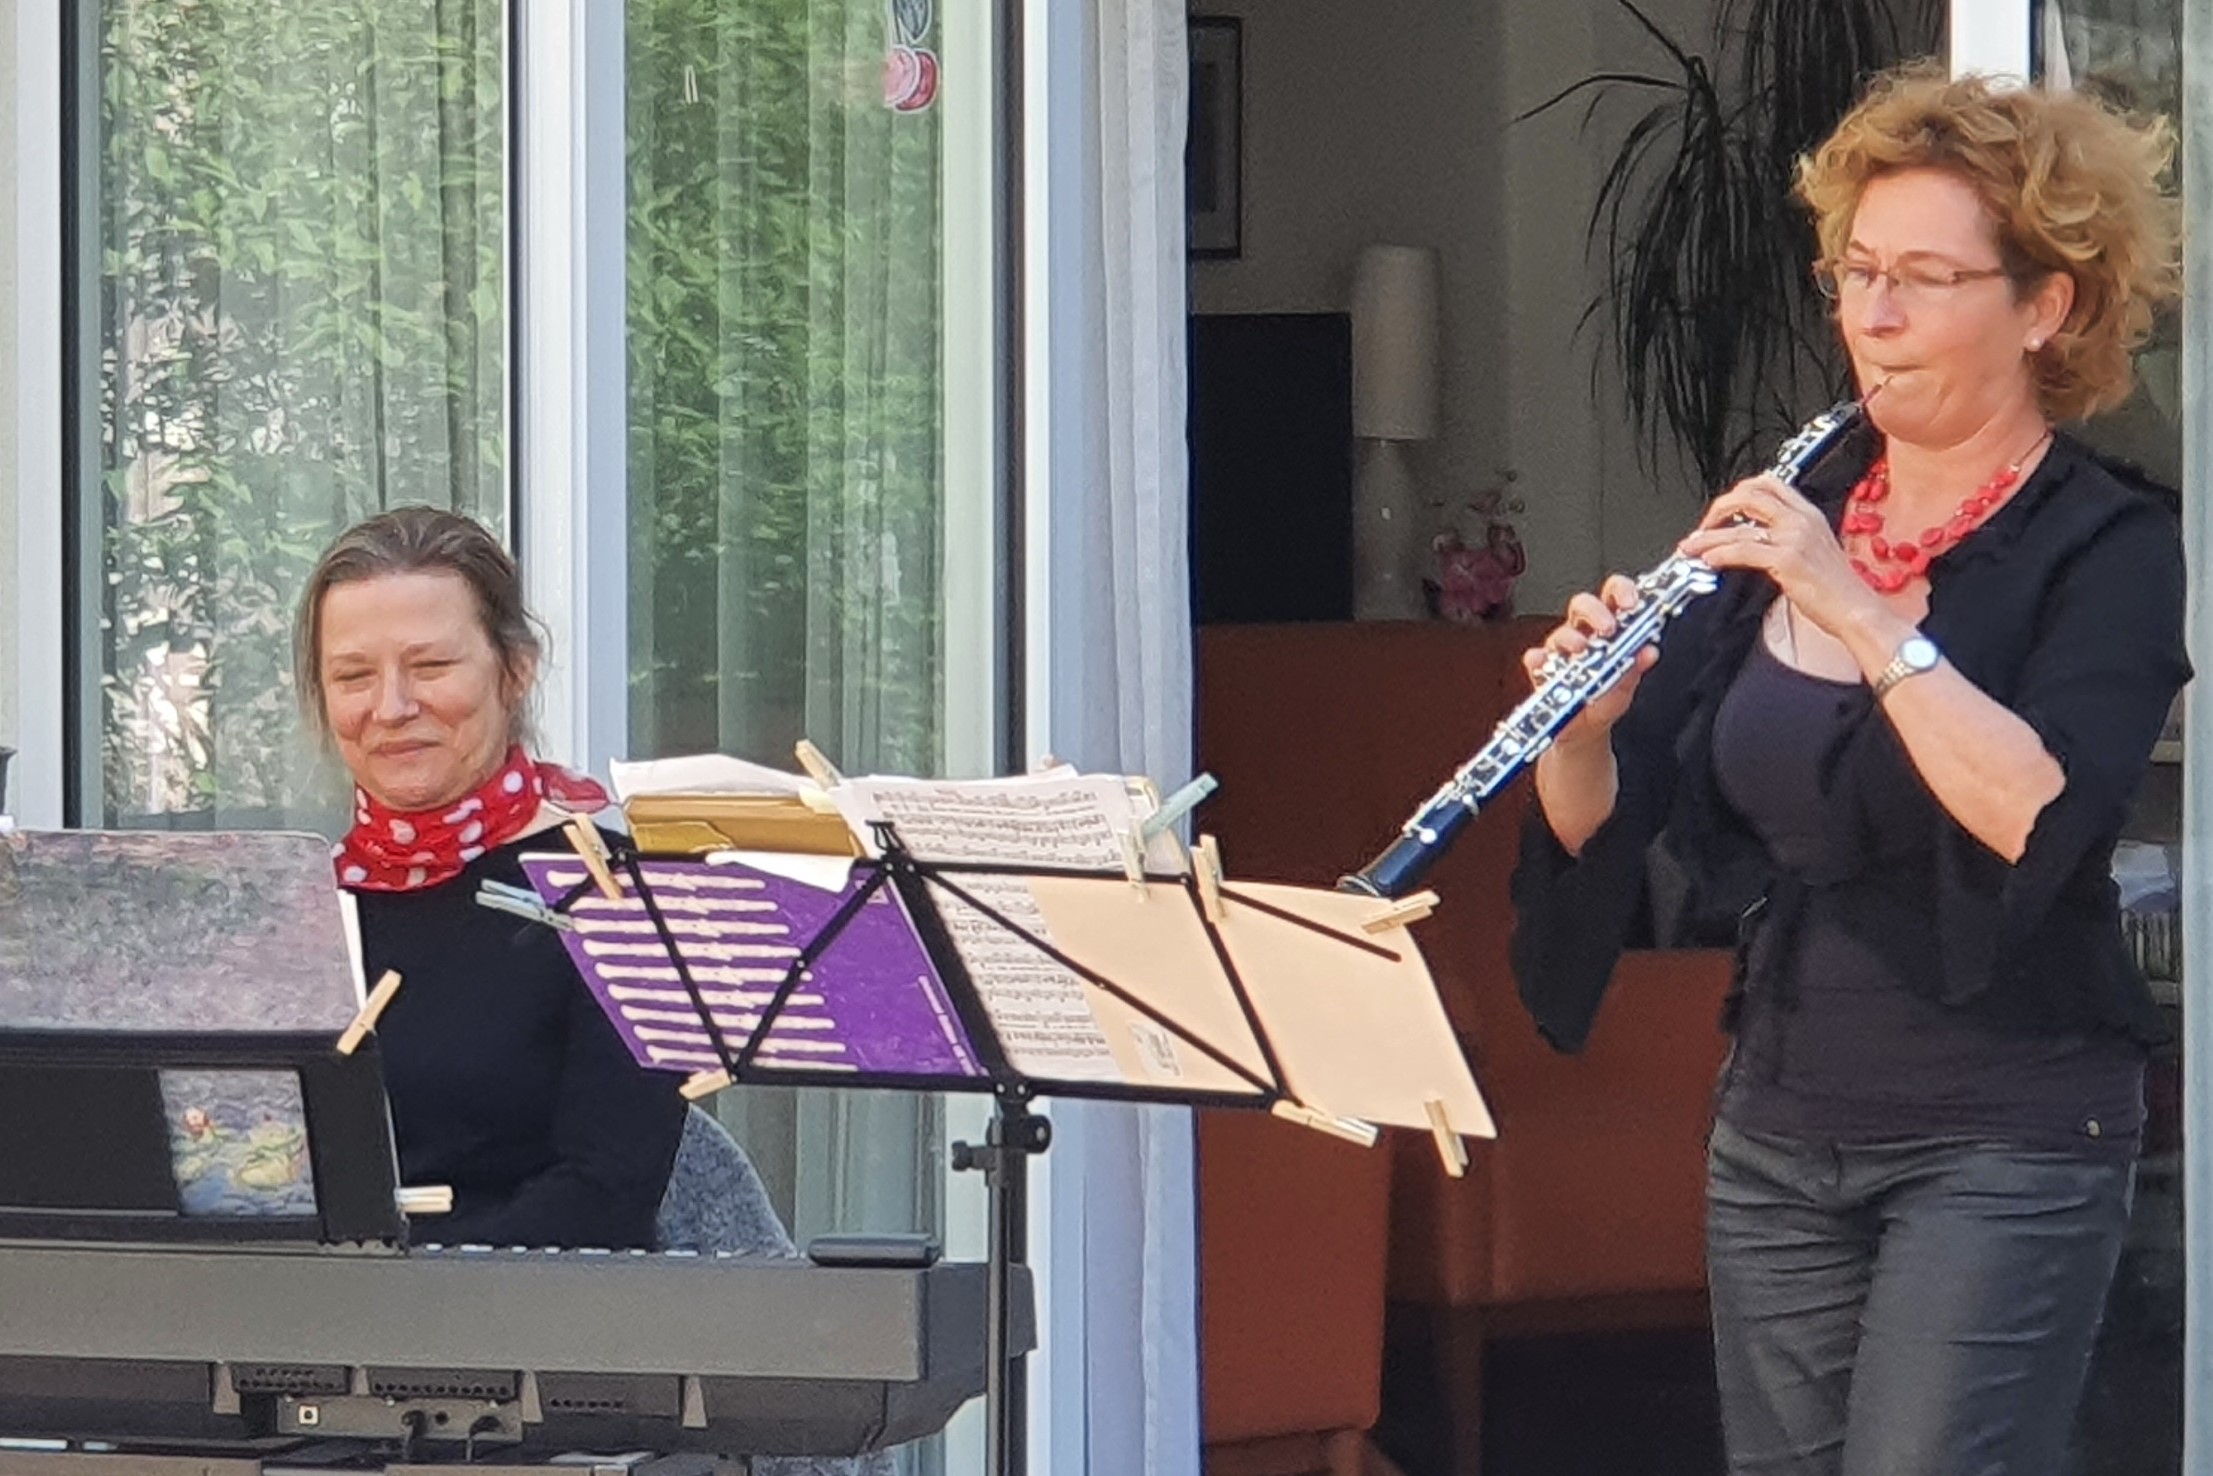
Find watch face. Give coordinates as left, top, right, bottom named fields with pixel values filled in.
left=1902, top=636, right=1940, bottom=671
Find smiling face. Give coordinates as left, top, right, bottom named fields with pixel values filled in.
left=317, top=570, right=527, bottom=812
left=1836, top=167, right=2072, bottom=447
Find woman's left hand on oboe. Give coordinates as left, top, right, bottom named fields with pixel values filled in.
left=1676, top=473, right=1883, bottom=639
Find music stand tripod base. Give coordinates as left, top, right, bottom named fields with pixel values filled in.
left=952, top=1085, right=1051, bottom=1476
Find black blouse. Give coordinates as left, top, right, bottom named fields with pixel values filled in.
left=1510, top=427, right=2191, bottom=1055
left=353, top=829, right=687, bottom=1248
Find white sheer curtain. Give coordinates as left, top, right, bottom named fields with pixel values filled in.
left=1037, top=1, right=1198, bottom=1472
left=89, top=0, right=506, bottom=832
left=622, top=0, right=950, bottom=1253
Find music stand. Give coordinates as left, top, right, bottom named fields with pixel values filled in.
left=522, top=816, right=1491, bottom=1476
left=0, top=830, right=403, bottom=1247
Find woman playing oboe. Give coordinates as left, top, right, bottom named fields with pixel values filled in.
left=1511, top=65, right=2187, bottom=1475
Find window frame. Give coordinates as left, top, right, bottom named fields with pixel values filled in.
left=1954, top=6, right=2204, bottom=1473
left=23, top=0, right=1155, bottom=1467
left=524, top=2, right=1030, bottom=1469
left=1951, top=0, right=2037, bottom=74
left=13, top=0, right=65, bottom=830
left=513, top=0, right=627, bottom=785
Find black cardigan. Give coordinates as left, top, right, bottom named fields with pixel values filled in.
left=354, top=830, right=687, bottom=1248
left=1511, top=428, right=2191, bottom=1054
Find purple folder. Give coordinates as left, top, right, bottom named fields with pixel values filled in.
left=522, top=855, right=986, bottom=1083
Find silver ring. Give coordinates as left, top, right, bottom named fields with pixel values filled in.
left=1753, top=527, right=1773, bottom=545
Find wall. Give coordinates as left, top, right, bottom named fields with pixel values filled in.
left=1188, top=0, right=1512, bottom=598
left=1512, top=0, right=1736, bottom=608
left=1189, top=0, right=1718, bottom=613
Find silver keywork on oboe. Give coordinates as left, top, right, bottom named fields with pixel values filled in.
left=1337, top=399, right=1866, bottom=899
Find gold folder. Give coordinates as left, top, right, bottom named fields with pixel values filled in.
left=623, top=793, right=862, bottom=857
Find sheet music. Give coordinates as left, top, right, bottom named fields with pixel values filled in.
left=830, top=774, right=1186, bottom=1082
left=608, top=752, right=815, bottom=801
left=337, top=891, right=368, bottom=1005
left=833, top=773, right=1187, bottom=874
left=930, top=874, right=1122, bottom=1082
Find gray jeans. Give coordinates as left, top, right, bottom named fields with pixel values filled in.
left=1706, top=1119, right=2133, bottom=1476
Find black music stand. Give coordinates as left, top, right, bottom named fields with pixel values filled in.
left=0, top=829, right=404, bottom=1248
left=531, top=821, right=1378, bottom=1476
left=0, top=1032, right=402, bottom=1247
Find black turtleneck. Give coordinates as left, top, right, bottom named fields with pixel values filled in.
left=352, top=831, right=686, bottom=1248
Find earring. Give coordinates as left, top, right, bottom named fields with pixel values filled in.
left=2027, top=337, right=2045, bottom=352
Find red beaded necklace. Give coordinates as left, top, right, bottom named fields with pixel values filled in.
left=1840, top=436, right=2049, bottom=593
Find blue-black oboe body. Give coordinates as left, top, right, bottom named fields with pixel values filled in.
left=1338, top=400, right=1865, bottom=899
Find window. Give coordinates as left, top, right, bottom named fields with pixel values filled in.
left=625, top=0, right=950, bottom=778
left=71, top=15, right=1008, bottom=1469
left=620, top=10, right=1000, bottom=1468
left=74, top=0, right=507, bottom=828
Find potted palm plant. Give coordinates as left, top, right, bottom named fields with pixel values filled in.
left=1526, top=0, right=1944, bottom=489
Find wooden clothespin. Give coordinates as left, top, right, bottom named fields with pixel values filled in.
left=337, top=970, right=403, bottom=1056
left=395, top=1184, right=454, bottom=1216
left=1119, top=825, right=1149, bottom=897
left=794, top=739, right=845, bottom=790
left=563, top=815, right=623, bottom=902
left=1195, top=834, right=1227, bottom=923
left=795, top=785, right=844, bottom=815
left=1359, top=888, right=1440, bottom=935
left=680, top=1068, right=734, bottom=1101
left=1269, top=1099, right=1381, bottom=1148
left=1423, top=1096, right=1470, bottom=1179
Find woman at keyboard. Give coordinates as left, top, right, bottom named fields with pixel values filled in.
left=296, top=507, right=685, bottom=1249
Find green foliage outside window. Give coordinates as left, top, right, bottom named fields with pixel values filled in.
left=626, top=0, right=945, bottom=779
left=93, top=0, right=946, bottom=825
left=93, top=0, right=503, bottom=825
left=624, top=0, right=956, bottom=1297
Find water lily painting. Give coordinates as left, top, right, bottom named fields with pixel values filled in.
left=159, top=1069, right=318, bottom=1217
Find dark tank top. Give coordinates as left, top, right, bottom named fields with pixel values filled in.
left=1711, top=637, right=2141, bottom=1156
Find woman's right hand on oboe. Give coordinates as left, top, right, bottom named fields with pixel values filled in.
left=1523, top=573, right=1659, bottom=747
left=1526, top=574, right=1654, bottom=854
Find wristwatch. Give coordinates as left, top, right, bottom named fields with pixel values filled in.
left=1871, top=634, right=1942, bottom=700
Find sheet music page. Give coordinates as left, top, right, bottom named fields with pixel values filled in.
left=609, top=752, right=814, bottom=800
left=832, top=773, right=1178, bottom=1082
left=337, top=890, right=367, bottom=1004
left=832, top=772, right=1187, bottom=873
left=930, top=873, right=1122, bottom=1082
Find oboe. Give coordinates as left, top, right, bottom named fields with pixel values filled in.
left=1338, top=399, right=1865, bottom=899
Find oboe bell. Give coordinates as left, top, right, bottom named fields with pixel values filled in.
left=1336, top=400, right=1865, bottom=899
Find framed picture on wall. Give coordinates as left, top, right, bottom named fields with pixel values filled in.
left=1187, top=17, right=1242, bottom=259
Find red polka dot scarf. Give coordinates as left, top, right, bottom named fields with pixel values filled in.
left=336, top=745, right=610, bottom=892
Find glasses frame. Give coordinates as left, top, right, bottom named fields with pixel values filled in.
left=1812, top=257, right=2014, bottom=304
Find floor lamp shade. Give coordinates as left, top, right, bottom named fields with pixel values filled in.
left=1350, top=245, right=1440, bottom=442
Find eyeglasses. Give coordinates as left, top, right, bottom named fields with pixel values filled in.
left=1813, top=258, right=2012, bottom=306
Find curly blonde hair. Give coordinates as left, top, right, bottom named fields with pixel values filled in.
left=1796, top=62, right=2179, bottom=422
